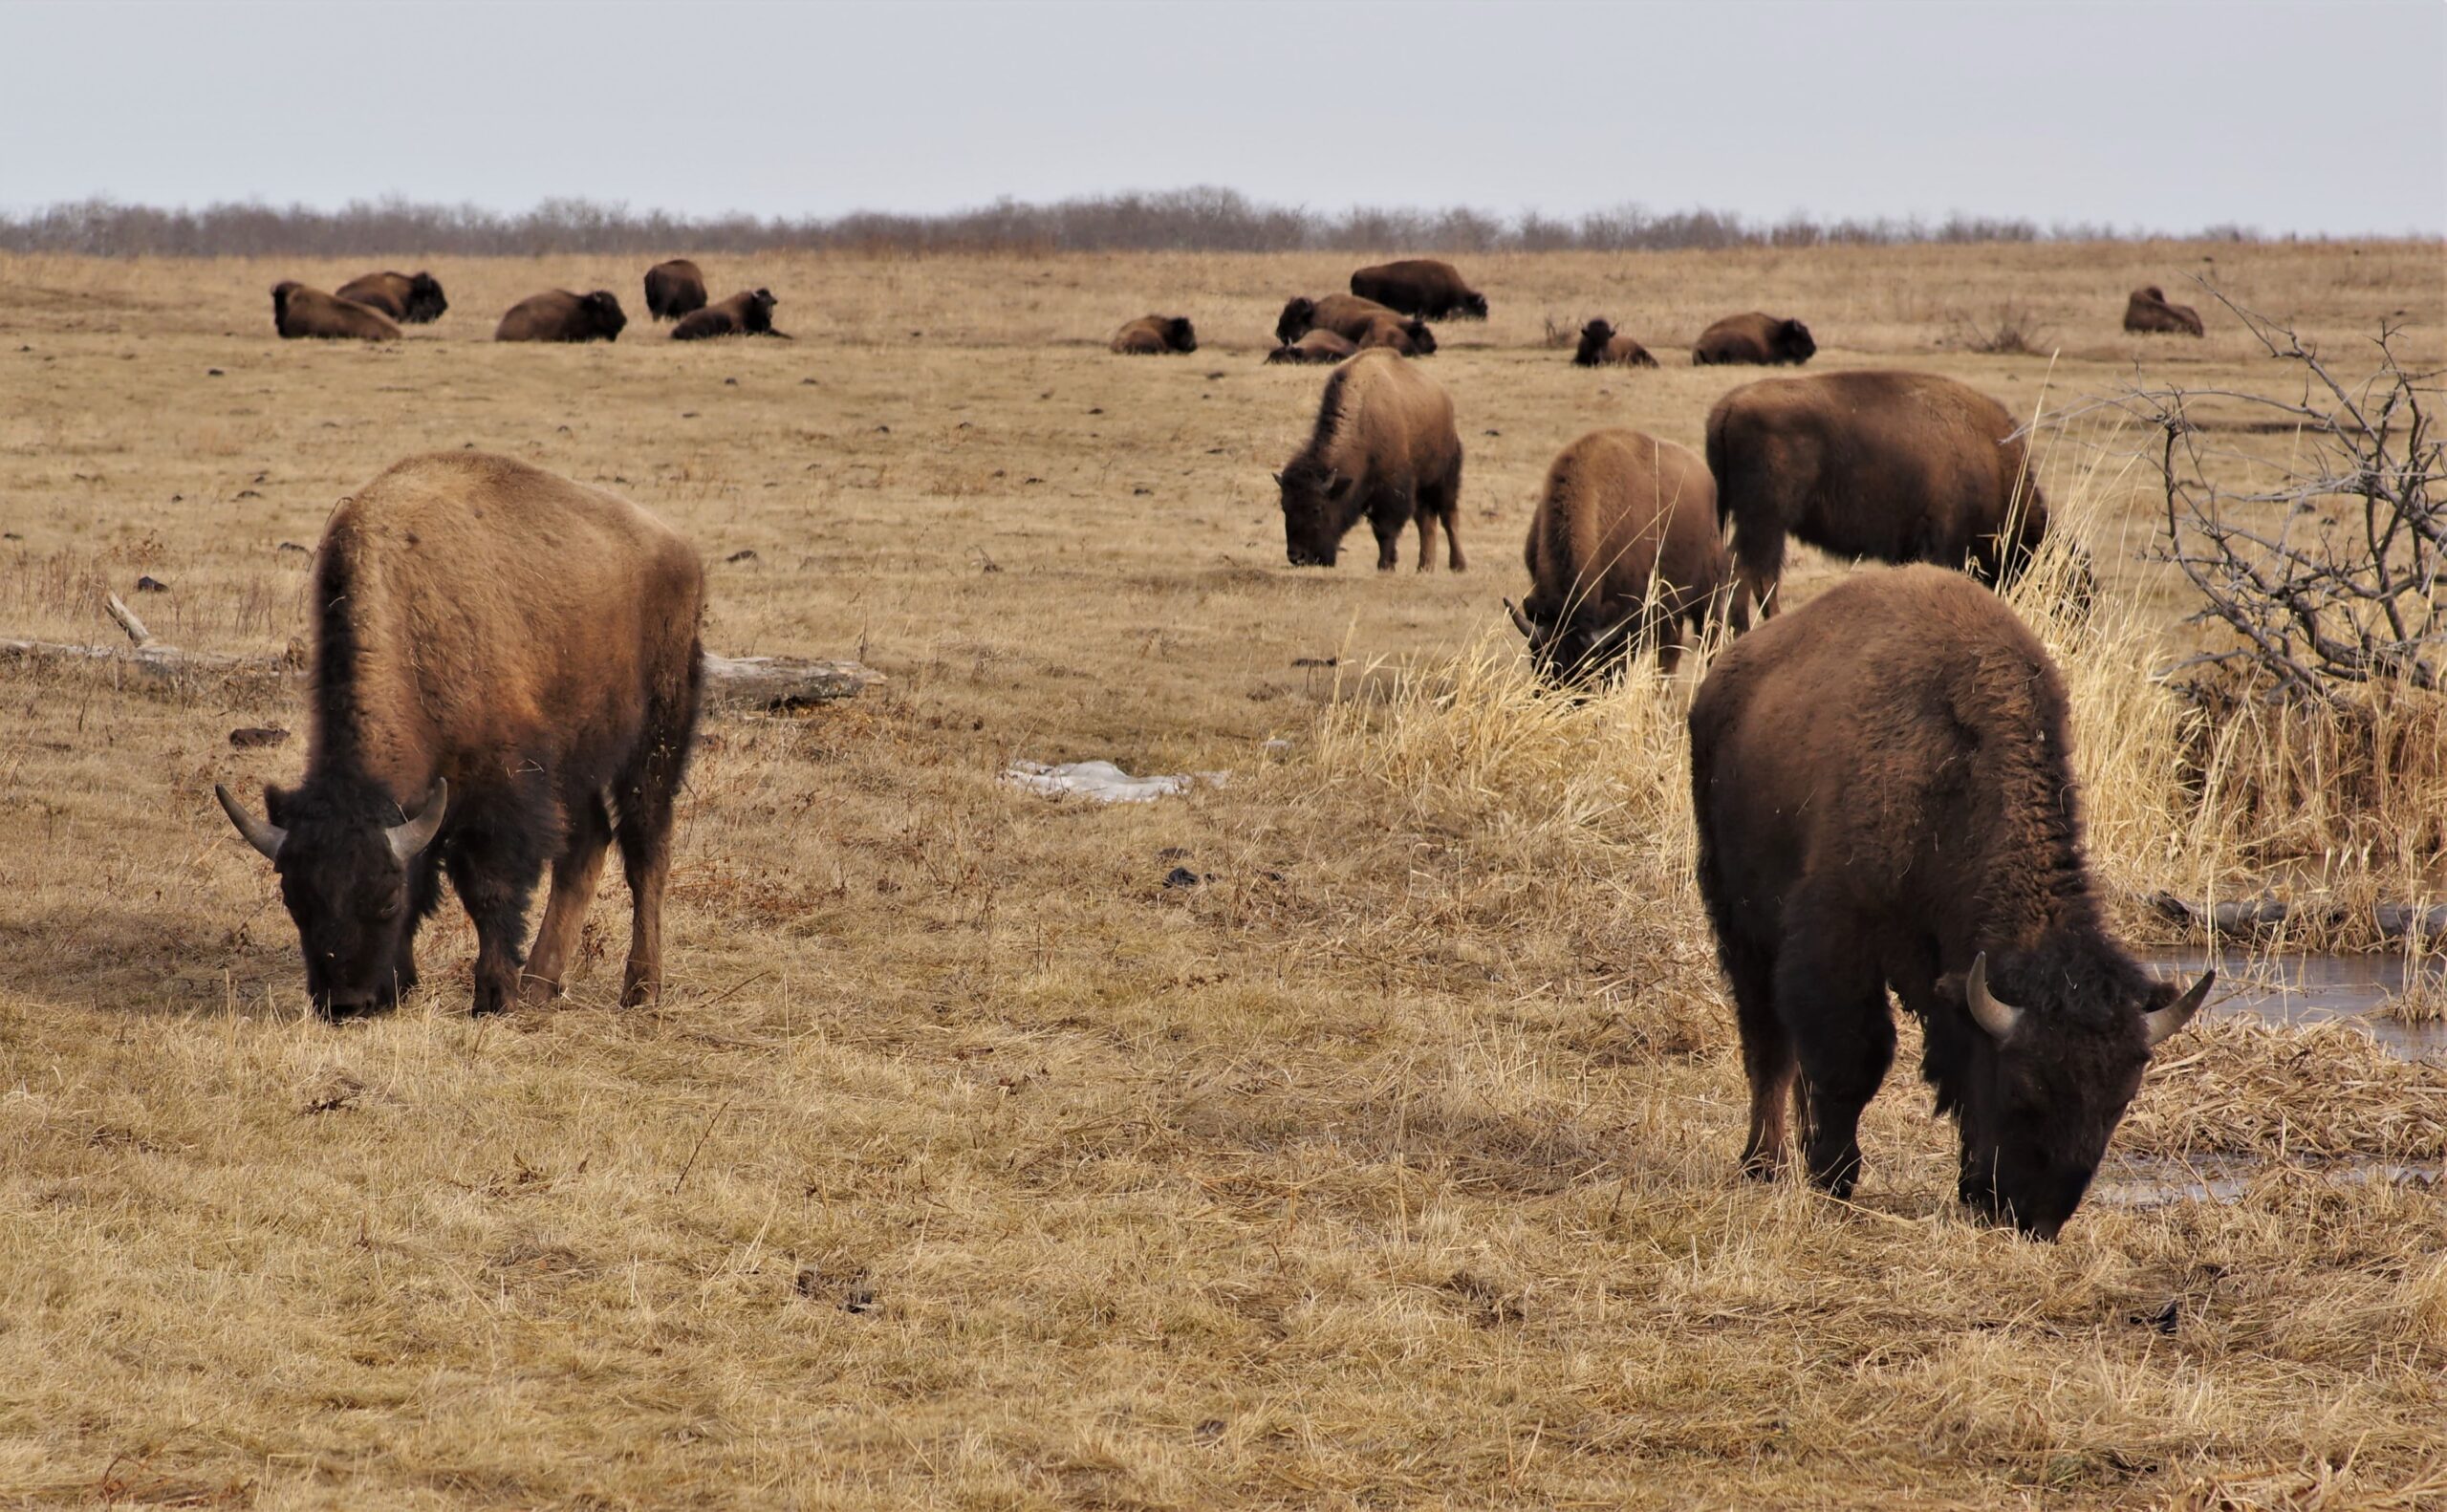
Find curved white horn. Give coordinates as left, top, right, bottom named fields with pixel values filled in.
left=386, top=779, right=447, bottom=866
left=2143, top=971, right=2215, bottom=1048
left=215, top=784, right=287, bottom=861
left=1965, top=953, right=2022, bottom=1042
left=1505, top=597, right=1536, bottom=639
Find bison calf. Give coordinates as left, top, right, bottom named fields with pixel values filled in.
left=671, top=288, right=780, bottom=340
left=496, top=290, right=628, bottom=342
left=644, top=259, right=709, bottom=321
left=1266, top=330, right=1359, bottom=365
left=1690, top=566, right=2212, bottom=1239
left=1275, top=348, right=1464, bottom=571
left=2124, top=285, right=2204, bottom=336
left=336, top=270, right=446, bottom=324
left=1693, top=312, right=1815, bottom=366
left=1574, top=319, right=1657, bottom=368
left=271, top=283, right=400, bottom=341
left=1110, top=314, right=1198, bottom=355
left=1349, top=259, right=1487, bottom=320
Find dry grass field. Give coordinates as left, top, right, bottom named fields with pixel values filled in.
left=2, top=243, right=2443, bottom=1510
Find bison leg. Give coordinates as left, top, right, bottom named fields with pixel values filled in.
left=1776, top=918, right=1894, bottom=1199
left=522, top=790, right=613, bottom=1003
left=1723, top=943, right=1796, bottom=1177
left=1422, top=468, right=1465, bottom=572
left=1733, top=526, right=1787, bottom=620
left=445, top=824, right=547, bottom=1017
left=1413, top=508, right=1440, bottom=572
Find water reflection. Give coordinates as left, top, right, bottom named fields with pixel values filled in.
left=2139, top=948, right=2445, bottom=1059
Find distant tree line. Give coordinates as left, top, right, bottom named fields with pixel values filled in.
left=0, top=187, right=2306, bottom=258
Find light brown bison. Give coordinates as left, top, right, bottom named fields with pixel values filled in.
left=670, top=288, right=780, bottom=340
left=1706, top=370, right=2054, bottom=616
left=495, top=290, right=627, bottom=342
left=1349, top=258, right=1487, bottom=319
left=1693, top=312, right=1816, bottom=366
left=1110, top=314, right=1198, bottom=354
left=1574, top=319, right=1657, bottom=367
left=215, top=452, right=704, bottom=1017
left=1506, top=428, right=1743, bottom=681
left=1275, top=292, right=1432, bottom=350
left=1275, top=348, right=1464, bottom=571
left=336, top=270, right=446, bottom=324
left=644, top=259, right=709, bottom=321
left=1689, top=566, right=2212, bottom=1238
left=1265, top=329, right=1359, bottom=365
left=2124, top=285, right=2205, bottom=336
left=1354, top=313, right=1437, bottom=356
left=271, top=282, right=401, bottom=341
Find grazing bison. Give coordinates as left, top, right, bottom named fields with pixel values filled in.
left=271, top=282, right=401, bottom=341
left=215, top=452, right=704, bottom=1017
left=1275, top=292, right=1418, bottom=347
left=644, top=259, right=709, bottom=321
left=1349, top=259, right=1488, bottom=320
left=1354, top=313, right=1438, bottom=356
left=1506, top=428, right=1743, bottom=681
left=2124, top=285, right=2204, bottom=336
left=495, top=289, right=627, bottom=342
left=1110, top=314, right=1198, bottom=355
left=1574, top=318, right=1657, bottom=368
left=670, top=288, right=780, bottom=340
left=1275, top=348, right=1464, bottom=571
left=1706, top=370, right=2054, bottom=616
left=1693, top=312, right=1815, bottom=366
left=336, top=270, right=446, bottom=324
left=1689, top=566, right=2212, bottom=1238
left=1266, top=329, right=1359, bottom=365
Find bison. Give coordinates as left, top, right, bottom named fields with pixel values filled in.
left=644, top=259, right=709, bottom=321
left=495, top=290, right=627, bottom=342
left=271, top=282, right=400, bottom=341
left=1275, top=348, right=1464, bottom=571
left=215, top=452, right=704, bottom=1018
left=1265, top=329, right=1359, bottom=365
left=1275, top=292, right=1422, bottom=348
left=1354, top=313, right=1437, bottom=356
left=336, top=270, right=446, bottom=324
left=1688, top=566, right=2212, bottom=1239
left=1110, top=314, right=1198, bottom=355
left=2124, top=285, right=2204, bottom=336
left=1706, top=370, right=2056, bottom=617
left=1506, top=428, right=1743, bottom=681
left=1693, top=312, right=1815, bottom=366
left=1573, top=319, right=1657, bottom=368
left=670, top=288, right=780, bottom=340
left=1349, top=259, right=1487, bottom=320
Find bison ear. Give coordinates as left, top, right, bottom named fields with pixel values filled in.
left=1324, top=472, right=1355, bottom=502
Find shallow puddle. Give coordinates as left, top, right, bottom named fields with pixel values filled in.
left=2141, top=948, right=2447, bottom=1060
left=2090, top=1154, right=2438, bottom=1209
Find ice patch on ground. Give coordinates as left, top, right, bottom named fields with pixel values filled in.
left=1002, top=760, right=1224, bottom=804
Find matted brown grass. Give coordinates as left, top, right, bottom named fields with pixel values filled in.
left=1, top=243, right=2442, bottom=1509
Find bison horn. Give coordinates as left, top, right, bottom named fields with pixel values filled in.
left=2142, top=971, right=2216, bottom=1048
left=1965, top=952, right=2022, bottom=1042
left=215, top=784, right=288, bottom=861
left=1505, top=597, right=1536, bottom=640
left=386, top=779, right=448, bottom=866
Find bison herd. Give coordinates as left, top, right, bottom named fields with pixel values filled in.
left=218, top=254, right=2224, bottom=1240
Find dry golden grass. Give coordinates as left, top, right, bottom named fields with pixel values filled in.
left=1, top=243, right=2443, bottom=1509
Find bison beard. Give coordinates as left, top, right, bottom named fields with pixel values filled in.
left=1688, top=567, right=2210, bottom=1238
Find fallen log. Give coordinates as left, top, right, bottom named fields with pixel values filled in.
left=2148, top=892, right=2447, bottom=943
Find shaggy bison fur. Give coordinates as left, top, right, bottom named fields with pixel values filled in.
left=1110, top=314, right=1198, bottom=355
left=1349, top=259, right=1487, bottom=320
left=670, top=289, right=780, bottom=340
left=1274, top=349, right=1464, bottom=571
left=644, top=259, right=709, bottom=321
left=271, top=283, right=401, bottom=341
left=1693, top=312, right=1816, bottom=366
left=495, top=290, right=628, bottom=342
left=336, top=270, right=446, bottom=324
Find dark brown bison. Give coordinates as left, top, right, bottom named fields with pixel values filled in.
left=1693, top=312, right=1815, bottom=366
left=1265, top=329, right=1359, bottom=365
left=2124, top=285, right=2204, bottom=336
left=1349, top=259, right=1487, bottom=319
left=495, top=290, right=627, bottom=342
left=644, top=259, right=709, bottom=321
left=670, top=288, right=780, bottom=340
left=1275, top=292, right=1422, bottom=347
left=1706, top=370, right=2055, bottom=616
left=271, top=282, right=401, bottom=341
left=1506, top=428, right=1744, bottom=681
left=215, top=452, right=704, bottom=1017
left=1689, top=566, right=2212, bottom=1238
left=1275, top=348, right=1464, bottom=571
left=336, top=270, right=446, bottom=324
left=1574, top=319, right=1657, bottom=368
left=1354, top=313, right=1438, bottom=356
left=1110, top=314, right=1198, bottom=354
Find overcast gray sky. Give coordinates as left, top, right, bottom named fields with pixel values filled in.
left=7, top=0, right=2442, bottom=234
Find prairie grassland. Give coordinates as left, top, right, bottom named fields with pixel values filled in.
left=0, top=244, right=2442, bottom=1510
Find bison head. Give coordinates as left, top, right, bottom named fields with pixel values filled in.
left=216, top=778, right=447, bottom=1017
left=1403, top=318, right=1438, bottom=356
left=743, top=288, right=778, bottom=333
left=582, top=291, right=628, bottom=340
left=1459, top=291, right=1489, bottom=319
left=1942, top=951, right=2213, bottom=1239
left=1774, top=317, right=1816, bottom=364
left=271, top=281, right=299, bottom=326
left=403, top=271, right=447, bottom=323
left=1275, top=296, right=1316, bottom=347
left=1508, top=597, right=1643, bottom=686
left=1276, top=456, right=1361, bottom=567
left=1575, top=319, right=1615, bottom=365
left=1163, top=316, right=1198, bottom=353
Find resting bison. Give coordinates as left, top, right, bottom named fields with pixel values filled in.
left=1349, top=259, right=1487, bottom=320
left=1574, top=319, right=1657, bottom=368
left=271, top=282, right=400, bottom=341
left=336, top=270, right=446, bottom=324
left=1266, top=330, right=1359, bottom=365
left=1506, top=428, right=1743, bottom=681
left=215, top=452, right=704, bottom=1017
left=1689, top=566, right=2212, bottom=1238
left=644, top=259, right=708, bottom=321
left=670, top=288, right=779, bottom=340
left=2124, top=285, right=2204, bottom=336
left=495, top=290, right=627, bottom=342
left=1110, top=314, right=1198, bottom=355
left=1693, top=312, right=1815, bottom=366
left=1275, top=292, right=1422, bottom=347
left=1706, top=370, right=2054, bottom=616
left=1354, top=313, right=1437, bottom=356
left=1275, top=348, right=1464, bottom=571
